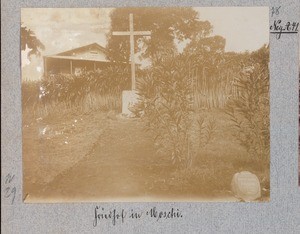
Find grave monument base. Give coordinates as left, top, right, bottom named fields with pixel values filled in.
left=122, top=90, right=139, bottom=117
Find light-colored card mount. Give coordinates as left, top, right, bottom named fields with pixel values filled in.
left=2, top=1, right=300, bottom=233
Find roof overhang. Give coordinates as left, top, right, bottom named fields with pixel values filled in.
left=44, top=55, right=111, bottom=63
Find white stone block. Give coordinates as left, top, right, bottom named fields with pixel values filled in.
left=231, top=171, right=261, bottom=201
left=122, top=90, right=139, bottom=117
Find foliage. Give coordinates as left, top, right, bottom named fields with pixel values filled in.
left=106, top=7, right=212, bottom=62
left=22, top=64, right=131, bottom=116
left=184, top=35, right=226, bottom=71
left=39, top=65, right=130, bottom=105
left=249, top=44, right=269, bottom=68
left=182, top=35, right=238, bottom=109
left=136, top=54, right=194, bottom=167
left=21, top=26, right=45, bottom=57
left=225, top=61, right=270, bottom=164
left=22, top=80, right=41, bottom=108
left=87, top=64, right=131, bottom=94
left=137, top=54, right=215, bottom=168
left=136, top=43, right=269, bottom=168
left=196, top=116, right=217, bottom=149
left=183, top=42, right=269, bottom=109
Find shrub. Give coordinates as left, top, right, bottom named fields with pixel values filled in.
left=22, top=64, right=131, bottom=120
left=22, top=80, right=41, bottom=108
left=137, top=54, right=194, bottom=168
left=41, top=65, right=130, bottom=105
left=137, top=54, right=217, bottom=168
left=225, top=64, right=270, bottom=164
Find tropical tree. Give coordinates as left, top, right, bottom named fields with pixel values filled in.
left=21, top=26, right=45, bottom=58
left=183, top=35, right=226, bottom=76
left=106, top=7, right=212, bottom=62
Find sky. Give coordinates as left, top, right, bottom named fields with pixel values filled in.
left=197, top=7, right=269, bottom=52
left=21, top=7, right=269, bottom=81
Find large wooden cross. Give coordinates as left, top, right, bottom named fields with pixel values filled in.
left=112, top=13, right=151, bottom=90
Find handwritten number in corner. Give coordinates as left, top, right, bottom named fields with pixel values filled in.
left=271, top=6, right=281, bottom=17
left=4, top=173, right=16, bottom=205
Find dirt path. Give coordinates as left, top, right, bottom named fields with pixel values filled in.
left=30, top=115, right=174, bottom=202
left=24, top=110, right=251, bottom=202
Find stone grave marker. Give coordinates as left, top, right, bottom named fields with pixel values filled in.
left=231, top=171, right=261, bottom=201
left=122, top=90, right=140, bottom=117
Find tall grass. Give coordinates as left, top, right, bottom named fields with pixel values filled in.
left=22, top=65, right=130, bottom=119
left=189, top=46, right=269, bottom=109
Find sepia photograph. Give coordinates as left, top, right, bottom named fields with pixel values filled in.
left=21, top=7, right=269, bottom=202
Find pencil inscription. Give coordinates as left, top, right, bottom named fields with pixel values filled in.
left=4, top=173, right=16, bottom=205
